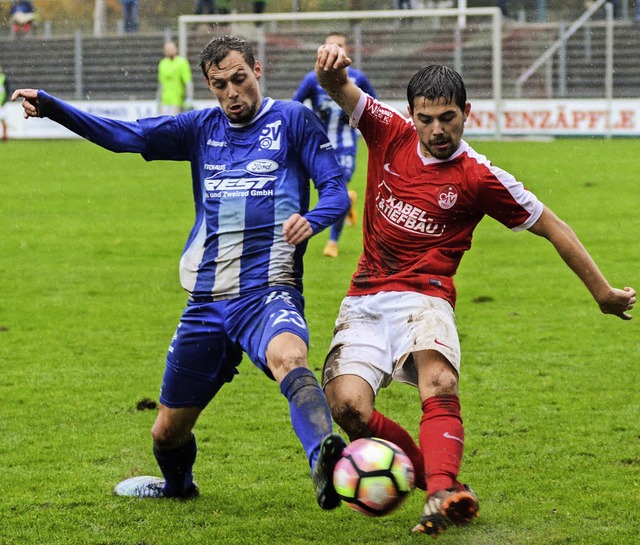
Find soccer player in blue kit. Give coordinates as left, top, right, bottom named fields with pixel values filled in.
left=293, top=32, right=376, bottom=258
left=12, top=35, right=350, bottom=508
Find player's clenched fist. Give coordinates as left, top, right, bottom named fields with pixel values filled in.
left=315, top=44, right=352, bottom=90
left=316, top=43, right=352, bottom=72
left=599, top=286, right=636, bottom=320
left=11, top=88, right=40, bottom=118
left=283, top=213, right=313, bottom=246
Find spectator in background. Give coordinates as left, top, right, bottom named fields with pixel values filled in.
left=498, top=0, right=508, bottom=18
left=195, top=0, right=215, bottom=15
left=0, top=64, right=9, bottom=141
left=10, top=0, right=35, bottom=36
left=253, top=0, right=267, bottom=26
left=121, top=0, right=139, bottom=33
left=292, top=32, right=377, bottom=258
left=396, top=0, right=412, bottom=26
left=157, top=40, right=193, bottom=115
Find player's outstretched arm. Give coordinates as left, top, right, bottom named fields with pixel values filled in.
left=528, top=206, right=636, bottom=320
left=12, top=88, right=152, bottom=155
left=12, top=88, right=41, bottom=118
left=315, top=44, right=361, bottom=118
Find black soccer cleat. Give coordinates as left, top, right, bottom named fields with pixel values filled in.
left=312, top=433, right=347, bottom=510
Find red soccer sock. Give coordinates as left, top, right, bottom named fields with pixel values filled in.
left=368, top=409, right=426, bottom=490
left=420, top=395, right=464, bottom=494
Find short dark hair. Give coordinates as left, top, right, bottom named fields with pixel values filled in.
left=407, top=65, right=467, bottom=113
left=198, top=35, right=256, bottom=77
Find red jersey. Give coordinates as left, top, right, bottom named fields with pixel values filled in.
left=349, top=94, right=544, bottom=307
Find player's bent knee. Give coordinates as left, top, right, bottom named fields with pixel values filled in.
left=151, top=406, right=199, bottom=449
left=330, top=401, right=371, bottom=440
left=416, top=352, right=459, bottom=397
left=151, top=424, right=178, bottom=448
left=266, top=332, right=309, bottom=382
left=419, top=372, right=459, bottom=399
left=151, top=424, right=194, bottom=450
left=269, top=354, right=308, bottom=383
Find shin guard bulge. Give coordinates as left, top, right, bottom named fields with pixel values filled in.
left=419, top=395, right=464, bottom=493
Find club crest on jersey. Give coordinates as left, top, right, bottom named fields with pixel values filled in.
left=376, top=181, right=445, bottom=236
left=438, top=185, right=458, bottom=210
left=259, top=120, right=282, bottom=150
left=265, top=290, right=295, bottom=307
left=204, top=169, right=276, bottom=198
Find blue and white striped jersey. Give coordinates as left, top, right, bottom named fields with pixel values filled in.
left=40, top=92, right=349, bottom=301
left=292, top=67, right=376, bottom=156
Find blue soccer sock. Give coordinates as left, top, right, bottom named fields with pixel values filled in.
left=279, top=367, right=333, bottom=470
left=329, top=215, right=346, bottom=242
left=153, top=434, right=197, bottom=497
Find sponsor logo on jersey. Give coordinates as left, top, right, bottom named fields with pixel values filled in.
left=246, top=159, right=278, bottom=173
left=207, top=139, right=227, bottom=147
left=320, top=142, right=334, bottom=150
left=366, top=101, right=393, bottom=125
left=259, top=120, right=282, bottom=150
left=375, top=181, right=445, bottom=236
left=204, top=164, right=227, bottom=171
left=204, top=169, right=276, bottom=198
left=437, top=185, right=458, bottom=209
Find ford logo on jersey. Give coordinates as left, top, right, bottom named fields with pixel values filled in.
left=246, top=159, right=279, bottom=173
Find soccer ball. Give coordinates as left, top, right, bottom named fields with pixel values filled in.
left=333, top=437, right=415, bottom=517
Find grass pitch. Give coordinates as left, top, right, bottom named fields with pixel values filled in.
left=0, top=138, right=638, bottom=545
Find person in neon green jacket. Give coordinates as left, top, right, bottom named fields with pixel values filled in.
left=157, top=41, right=193, bottom=115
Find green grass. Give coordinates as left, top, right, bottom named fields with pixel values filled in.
left=0, top=138, right=638, bottom=545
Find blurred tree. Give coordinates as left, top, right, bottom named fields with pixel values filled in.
left=35, top=0, right=122, bottom=25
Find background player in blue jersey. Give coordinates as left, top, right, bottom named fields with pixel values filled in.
left=13, top=35, right=350, bottom=510
left=293, top=32, right=376, bottom=258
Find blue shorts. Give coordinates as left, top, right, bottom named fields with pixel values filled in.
left=159, top=286, right=308, bottom=409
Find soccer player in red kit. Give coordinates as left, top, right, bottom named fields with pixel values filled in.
left=315, top=45, right=636, bottom=535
